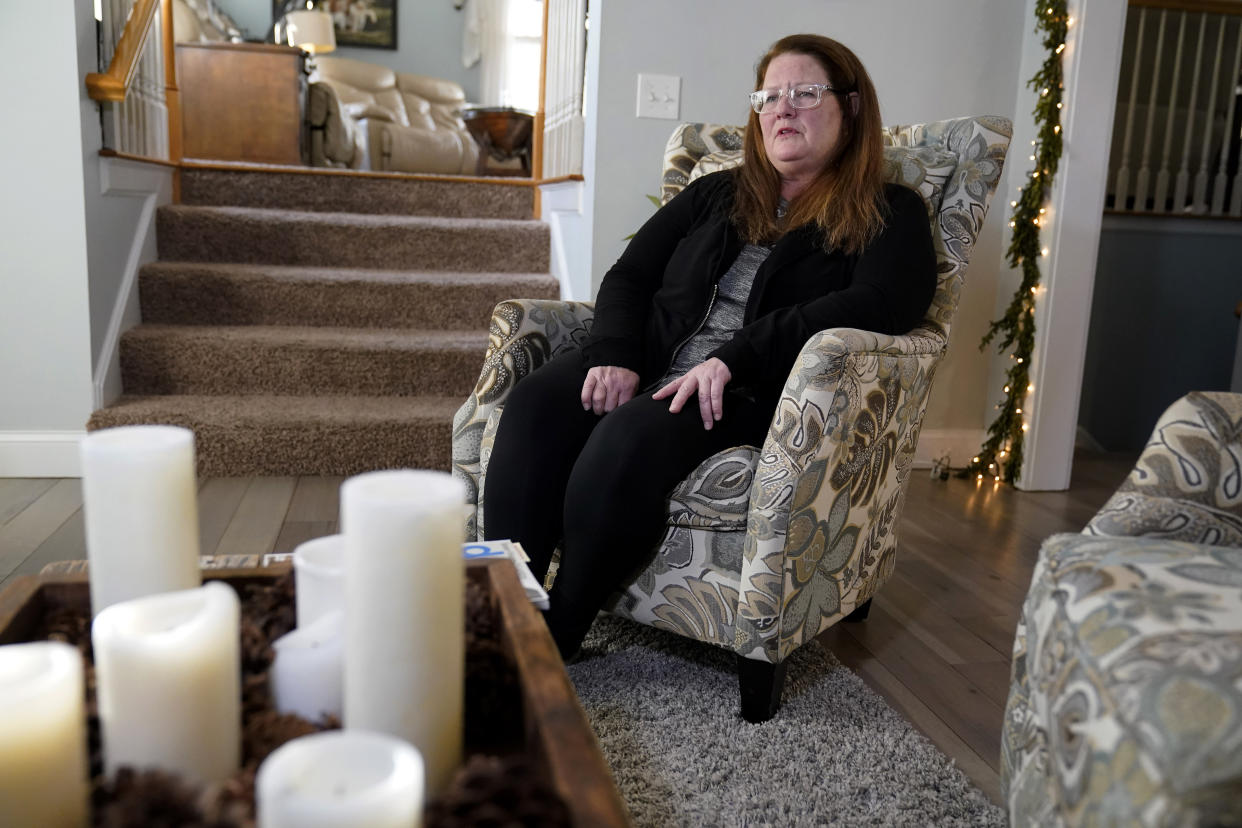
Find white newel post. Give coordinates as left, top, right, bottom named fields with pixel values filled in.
left=1020, top=0, right=1128, bottom=490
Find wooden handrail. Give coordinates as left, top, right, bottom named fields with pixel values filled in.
left=533, top=0, right=549, bottom=184
left=161, top=0, right=182, bottom=165
left=530, top=0, right=550, bottom=217
left=1129, top=0, right=1242, bottom=16
left=85, top=0, right=160, bottom=102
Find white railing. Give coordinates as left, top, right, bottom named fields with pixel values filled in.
left=540, top=0, right=586, bottom=178
left=98, top=0, right=170, bottom=160
left=1109, top=1, right=1242, bottom=215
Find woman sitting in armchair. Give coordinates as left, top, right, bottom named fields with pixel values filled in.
left=484, top=33, right=937, bottom=658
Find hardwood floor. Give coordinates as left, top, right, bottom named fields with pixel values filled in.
left=819, top=450, right=1135, bottom=803
left=0, top=451, right=1136, bottom=806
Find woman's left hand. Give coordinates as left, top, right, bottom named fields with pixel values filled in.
left=652, top=358, right=732, bottom=430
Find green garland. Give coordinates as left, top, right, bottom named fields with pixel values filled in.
left=967, top=0, right=1068, bottom=484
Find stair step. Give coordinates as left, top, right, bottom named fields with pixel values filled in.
left=120, top=325, right=487, bottom=397
left=87, top=394, right=461, bottom=476
left=179, top=168, right=534, bottom=220
left=97, top=167, right=555, bottom=478
left=156, top=205, right=550, bottom=272
left=139, top=262, right=559, bottom=329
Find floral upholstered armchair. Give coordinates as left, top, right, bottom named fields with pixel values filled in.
left=1003, top=391, right=1242, bottom=826
left=452, top=115, right=1012, bottom=721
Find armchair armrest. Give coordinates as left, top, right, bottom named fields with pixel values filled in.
left=734, top=325, right=947, bottom=662
left=452, top=299, right=595, bottom=538
left=1083, top=390, right=1242, bottom=545
left=307, top=81, right=358, bottom=168
left=344, top=101, right=400, bottom=122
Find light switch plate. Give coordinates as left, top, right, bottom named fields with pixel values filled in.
left=636, top=73, right=681, bottom=119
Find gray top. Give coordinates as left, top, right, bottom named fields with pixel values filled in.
left=660, top=243, right=772, bottom=386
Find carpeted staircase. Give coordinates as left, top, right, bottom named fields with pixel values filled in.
left=87, top=169, right=557, bottom=476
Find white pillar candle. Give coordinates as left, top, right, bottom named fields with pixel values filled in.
left=0, top=642, right=89, bottom=828
left=271, top=610, right=343, bottom=722
left=92, top=581, right=240, bottom=783
left=293, top=534, right=345, bottom=628
left=341, top=470, right=465, bottom=795
left=257, top=730, right=423, bottom=828
left=80, top=425, right=201, bottom=617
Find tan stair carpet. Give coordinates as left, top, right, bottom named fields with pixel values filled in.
left=179, top=168, right=534, bottom=219
left=138, top=263, right=551, bottom=329
left=119, top=326, right=487, bottom=397
left=88, top=168, right=559, bottom=475
left=92, top=395, right=462, bottom=477
left=157, top=207, right=550, bottom=272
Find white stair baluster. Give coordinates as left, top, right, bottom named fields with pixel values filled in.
left=1115, top=7, right=1148, bottom=211
left=1193, top=16, right=1227, bottom=214
left=548, top=0, right=562, bottom=177
left=1154, top=11, right=1188, bottom=212
left=135, top=32, right=150, bottom=157
left=159, top=17, right=170, bottom=161
left=121, top=95, right=133, bottom=156
left=1211, top=17, right=1242, bottom=215
left=149, top=10, right=167, bottom=160
left=1134, top=9, right=1169, bottom=211
left=1175, top=13, right=1209, bottom=211
left=568, top=0, right=585, bottom=175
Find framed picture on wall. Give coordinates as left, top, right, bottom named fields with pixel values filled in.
left=273, top=0, right=397, bottom=50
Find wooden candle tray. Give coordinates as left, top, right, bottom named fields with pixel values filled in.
left=0, top=558, right=629, bottom=827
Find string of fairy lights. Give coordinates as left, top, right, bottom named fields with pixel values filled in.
left=966, top=0, right=1070, bottom=485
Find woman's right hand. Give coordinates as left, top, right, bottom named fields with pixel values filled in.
left=581, top=366, right=640, bottom=415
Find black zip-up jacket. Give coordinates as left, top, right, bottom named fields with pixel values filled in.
left=580, top=169, right=937, bottom=407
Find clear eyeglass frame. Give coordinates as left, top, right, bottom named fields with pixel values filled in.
left=748, top=83, right=837, bottom=114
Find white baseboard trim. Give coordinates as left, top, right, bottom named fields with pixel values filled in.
left=540, top=179, right=586, bottom=301
left=913, top=427, right=986, bottom=470
left=0, top=431, right=85, bottom=477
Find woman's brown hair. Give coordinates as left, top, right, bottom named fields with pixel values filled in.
left=732, top=34, right=886, bottom=255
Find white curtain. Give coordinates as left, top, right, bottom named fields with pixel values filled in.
left=463, top=0, right=510, bottom=106
left=461, top=0, right=482, bottom=68
left=464, top=0, right=543, bottom=110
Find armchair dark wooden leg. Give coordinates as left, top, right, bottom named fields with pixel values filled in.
left=844, top=598, right=873, bottom=623
left=737, top=656, right=787, bottom=723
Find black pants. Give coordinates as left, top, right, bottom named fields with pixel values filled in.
left=482, top=349, right=774, bottom=656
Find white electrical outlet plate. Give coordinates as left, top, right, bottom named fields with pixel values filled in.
left=636, top=73, right=681, bottom=119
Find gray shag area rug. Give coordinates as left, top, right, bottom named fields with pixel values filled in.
left=566, top=615, right=1006, bottom=827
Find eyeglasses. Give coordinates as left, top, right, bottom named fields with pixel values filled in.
left=748, top=83, right=838, bottom=114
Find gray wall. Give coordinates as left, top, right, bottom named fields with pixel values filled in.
left=222, top=0, right=481, bottom=100
left=1, top=0, right=176, bottom=469
left=1078, top=215, right=1241, bottom=450
left=86, top=180, right=150, bottom=369
left=0, top=0, right=96, bottom=433
left=586, top=0, right=1031, bottom=440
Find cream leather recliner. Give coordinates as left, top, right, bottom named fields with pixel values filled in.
left=307, top=56, right=480, bottom=175
left=171, top=0, right=243, bottom=42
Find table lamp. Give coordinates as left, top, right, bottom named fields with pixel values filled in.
left=284, top=9, right=336, bottom=60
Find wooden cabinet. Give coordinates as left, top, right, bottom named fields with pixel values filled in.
left=177, top=42, right=306, bottom=165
